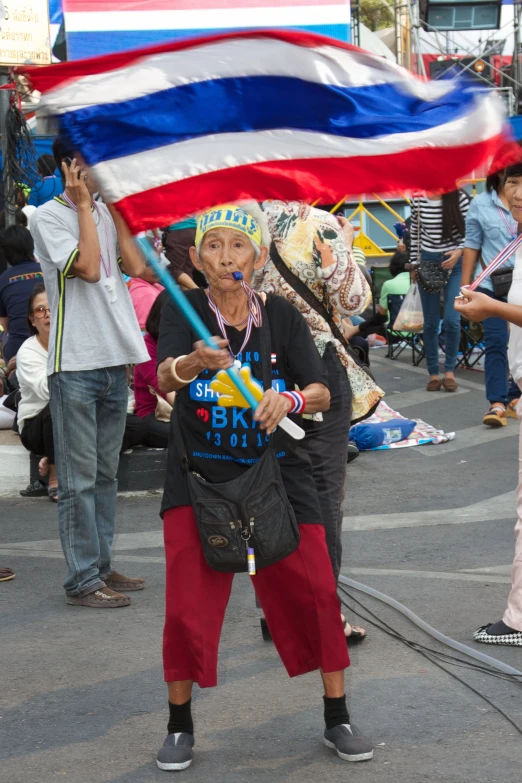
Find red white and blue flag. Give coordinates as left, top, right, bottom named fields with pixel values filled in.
left=62, top=0, right=352, bottom=59
left=23, top=29, right=508, bottom=234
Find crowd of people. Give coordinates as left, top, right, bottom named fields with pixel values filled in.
left=1, top=134, right=522, bottom=772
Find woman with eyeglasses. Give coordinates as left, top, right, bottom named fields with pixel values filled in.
left=16, top=284, right=58, bottom=502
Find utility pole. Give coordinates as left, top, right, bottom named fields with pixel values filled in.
left=0, top=66, right=15, bottom=227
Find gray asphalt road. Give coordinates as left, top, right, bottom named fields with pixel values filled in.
left=1, top=350, right=522, bottom=783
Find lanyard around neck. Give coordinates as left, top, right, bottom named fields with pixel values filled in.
left=207, top=280, right=262, bottom=361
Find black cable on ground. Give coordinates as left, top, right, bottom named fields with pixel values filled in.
left=338, top=586, right=522, bottom=736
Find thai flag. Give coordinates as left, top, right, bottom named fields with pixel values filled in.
left=23, top=29, right=507, bottom=235
left=62, top=0, right=352, bottom=59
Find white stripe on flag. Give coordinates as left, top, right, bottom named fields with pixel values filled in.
left=64, top=5, right=351, bottom=32
left=92, top=95, right=503, bottom=203
left=40, top=39, right=453, bottom=115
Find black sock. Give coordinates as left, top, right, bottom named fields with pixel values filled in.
left=323, top=695, right=350, bottom=730
left=167, top=699, right=194, bottom=735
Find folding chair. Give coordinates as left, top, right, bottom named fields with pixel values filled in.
left=456, top=318, right=486, bottom=369
left=370, top=266, right=393, bottom=313
left=385, top=294, right=425, bottom=365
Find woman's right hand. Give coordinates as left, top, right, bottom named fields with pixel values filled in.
left=192, top=338, right=233, bottom=371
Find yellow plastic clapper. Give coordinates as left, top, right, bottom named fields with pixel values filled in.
left=210, top=366, right=305, bottom=440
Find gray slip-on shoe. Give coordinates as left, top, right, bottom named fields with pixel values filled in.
left=323, top=724, right=374, bottom=762
left=156, top=733, right=194, bottom=771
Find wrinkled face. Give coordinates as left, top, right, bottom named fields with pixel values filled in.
left=504, top=174, right=522, bottom=224
left=30, top=292, right=51, bottom=337
left=189, top=228, right=267, bottom=293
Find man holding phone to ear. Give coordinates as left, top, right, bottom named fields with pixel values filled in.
left=31, top=135, right=149, bottom=609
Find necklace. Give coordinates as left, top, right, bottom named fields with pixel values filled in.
left=207, top=280, right=262, bottom=365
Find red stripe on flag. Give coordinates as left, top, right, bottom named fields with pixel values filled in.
left=112, top=135, right=507, bottom=234
left=20, top=29, right=362, bottom=94
left=64, top=0, right=345, bottom=10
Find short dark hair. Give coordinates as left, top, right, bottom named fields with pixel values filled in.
left=37, top=154, right=57, bottom=178
left=389, top=249, right=408, bottom=278
left=145, top=289, right=169, bottom=341
left=0, top=208, right=27, bottom=231
left=52, top=135, right=76, bottom=179
left=504, top=163, right=522, bottom=181
left=0, top=225, right=35, bottom=266
left=27, top=283, right=46, bottom=335
left=486, top=170, right=502, bottom=193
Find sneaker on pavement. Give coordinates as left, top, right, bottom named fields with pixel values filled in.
left=483, top=404, right=507, bottom=428
left=66, top=586, right=131, bottom=608
left=323, top=724, right=374, bottom=762
left=156, top=733, right=194, bottom=771
left=104, top=570, right=145, bottom=592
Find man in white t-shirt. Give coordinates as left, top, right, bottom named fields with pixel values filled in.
left=32, top=136, right=149, bottom=609
left=455, top=162, right=522, bottom=647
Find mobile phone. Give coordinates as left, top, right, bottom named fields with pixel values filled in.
left=64, top=156, right=83, bottom=180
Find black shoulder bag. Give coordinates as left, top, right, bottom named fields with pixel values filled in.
left=177, top=297, right=300, bottom=573
left=268, top=240, right=379, bottom=423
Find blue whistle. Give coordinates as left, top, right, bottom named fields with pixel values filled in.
left=232, top=271, right=243, bottom=281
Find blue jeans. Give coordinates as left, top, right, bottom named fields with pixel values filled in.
left=418, top=251, right=462, bottom=376
left=49, top=367, right=128, bottom=596
left=477, top=287, right=520, bottom=405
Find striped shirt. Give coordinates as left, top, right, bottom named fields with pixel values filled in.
left=410, top=192, right=470, bottom=264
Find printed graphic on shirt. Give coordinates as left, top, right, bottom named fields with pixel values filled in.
left=7, top=272, right=43, bottom=285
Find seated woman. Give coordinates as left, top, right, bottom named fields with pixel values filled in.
left=16, top=284, right=58, bottom=502
left=343, top=250, right=410, bottom=342
left=129, top=290, right=174, bottom=449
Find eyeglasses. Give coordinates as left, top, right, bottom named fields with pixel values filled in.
left=32, top=306, right=51, bottom=318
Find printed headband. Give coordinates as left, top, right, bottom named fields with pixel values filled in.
left=195, top=205, right=262, bottom=249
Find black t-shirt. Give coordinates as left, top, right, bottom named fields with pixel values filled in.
left=0, top=261, right=43, bottom=339
left=157, top=290, right=328, bottom=523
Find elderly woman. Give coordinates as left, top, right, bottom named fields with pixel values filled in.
left=156, top=205, right=374, bottom=772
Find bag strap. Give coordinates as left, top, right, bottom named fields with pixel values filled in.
left=470, top=231, right=522, bottom=291
left=269, top=240, right=369, bottom=371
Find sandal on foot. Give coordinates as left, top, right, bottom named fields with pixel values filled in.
left=47, top=486, right=58, bottom=503
left=507, top=399, right=519, bottom=419
left=426, top=378, right=442, bottom=391
left=342, top=615, right=367, bottom=645
left=0, top=567, right=15, bottom=582
left=483, top=404, right=507, bottom=428
left=103, top=570, right=145, bottom=592
left=67, top=586, right=131, bottom=608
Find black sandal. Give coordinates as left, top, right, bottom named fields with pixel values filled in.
left=343, top=620, right=367, bottom=645
left=48, top=486, right=58, bottom=503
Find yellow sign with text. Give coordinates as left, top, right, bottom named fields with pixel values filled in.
left=354, top=233, right=388, bottom=257
left=0, top=1, right=51, bottom=66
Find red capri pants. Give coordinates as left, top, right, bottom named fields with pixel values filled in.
left=163, top=506, right=350, bottom=687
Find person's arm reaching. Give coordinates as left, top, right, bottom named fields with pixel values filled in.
left=462, top=198, right=482, bottom=287
left=61, top=159, right=101, bottom=283
left=106, top=203, right=147, bottom=278
left=462, top=248, right=480, bottom=288
left=455, top=288, right=522, bottom=327
left=177, top=272, right=199, bottom=290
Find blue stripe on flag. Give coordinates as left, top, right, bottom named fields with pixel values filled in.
left=65, top=24, right=350, bottom=60
left=59, top=75, right=483, bottom=167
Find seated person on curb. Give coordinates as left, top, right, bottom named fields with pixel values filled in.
left=343, top=250, right=410, bottom=341
left=154, top=204, right=374, bottom=772
left=125, top=290, right=173, bottom=450
left=0, top=225, right=43, bottom=363
left=16, top=284, right=58, bottom=502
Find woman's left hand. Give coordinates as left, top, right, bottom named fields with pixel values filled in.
left=253, top=388, right=292, bottom=434
left=441, top=249, right=462, bottom=270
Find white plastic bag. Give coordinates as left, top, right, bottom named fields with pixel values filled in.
left=392, top=284, right=424, bottom=332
